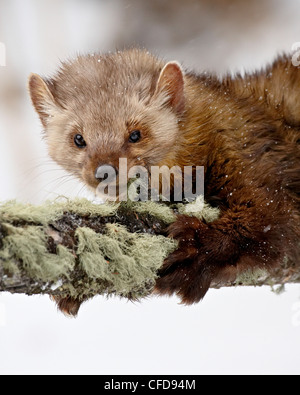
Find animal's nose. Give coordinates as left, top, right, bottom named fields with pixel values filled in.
left=95, top=164, right=118, bottom=183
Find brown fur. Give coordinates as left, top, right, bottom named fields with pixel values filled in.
left=28, top=49, right=300, bottom=314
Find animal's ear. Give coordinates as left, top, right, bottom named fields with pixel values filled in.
left=28, top=73, right=58, bottom=128
left=153, top=61, right=185, bottom=115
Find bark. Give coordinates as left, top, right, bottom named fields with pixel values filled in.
left=0, top=201, right=299, bottom=299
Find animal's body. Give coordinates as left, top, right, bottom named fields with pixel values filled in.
left=29, top=49, right=300, bottom=315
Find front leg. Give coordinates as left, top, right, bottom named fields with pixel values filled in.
left=155, top=215, right=236, bottom=303
left=155, top=196, right=296, bottom=304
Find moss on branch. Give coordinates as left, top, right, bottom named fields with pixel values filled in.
left=0, top=197, right=298, bottom=305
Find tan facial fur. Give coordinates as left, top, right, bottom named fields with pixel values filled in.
left=28, top=49, right=185, bottom=194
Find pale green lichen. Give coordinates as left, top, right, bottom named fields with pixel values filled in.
left=0, top=212, right=177, bottom=300
left=124, top=200, right=176, bottom=224
left=67, top=198, right=119, bottom=217
left=177, top=195, right=220, bottom=223
left=123, top=195, right=220, bottom=225
left=0, top=196, right=219, bottom=227
left=0, top=197, right=222, bottom=300
left=75, top=223, right=177, bottom=297
left=1, top=257, right=20, bottom=277
left=0, top=200, right=64, bottom=225
left=0, top=223, right=75, bottom=282
left=271, top=284, right=286, bottom=295
left=0, top=198, right=119, bottom=225
left=235, top=268, right=269, bottom=286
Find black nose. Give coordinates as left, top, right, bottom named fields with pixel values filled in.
left=95, top=164, right=118, bottom=183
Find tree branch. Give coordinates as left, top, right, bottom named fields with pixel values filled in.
left=0, top=198, right=299, bottom=304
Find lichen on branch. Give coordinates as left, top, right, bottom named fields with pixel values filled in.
left=0, top=197, right=298, bottom=304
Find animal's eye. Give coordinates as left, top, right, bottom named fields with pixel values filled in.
left=74, top=134, right=86, bottom=148
left=129, top=130, right=141, bottom=143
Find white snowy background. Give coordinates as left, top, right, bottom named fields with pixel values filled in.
left=0, top=0, right=300, bottom=375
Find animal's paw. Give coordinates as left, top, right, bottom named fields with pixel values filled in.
left=50, top=295, right=83, bottom=317
left=154, top=215, right=217, bottom=304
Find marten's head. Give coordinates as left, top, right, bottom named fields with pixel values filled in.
left=28, top=49, right=186, bottom=198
